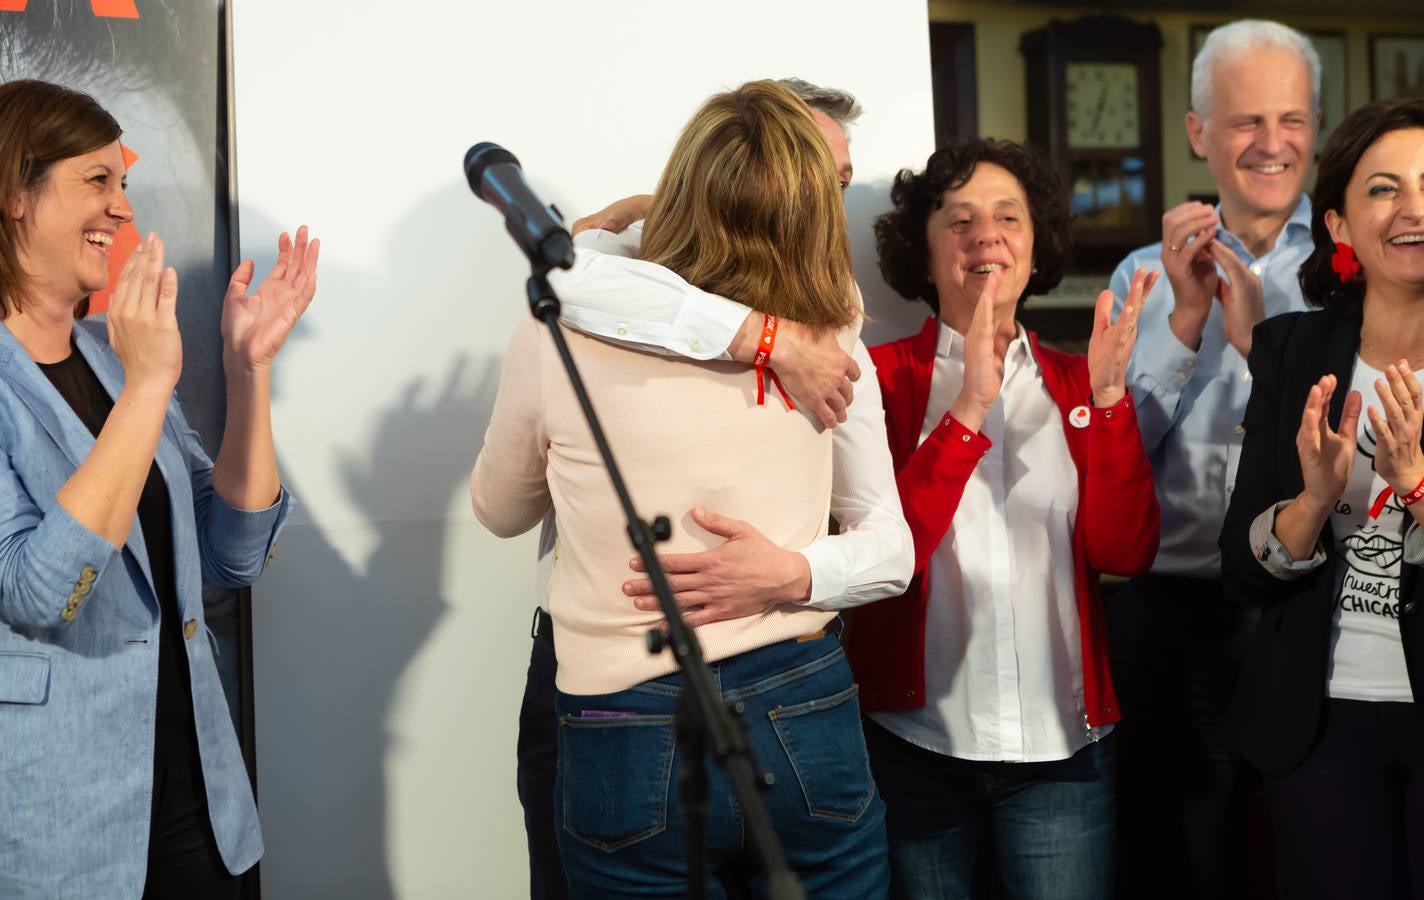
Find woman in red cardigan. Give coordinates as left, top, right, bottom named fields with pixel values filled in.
left=844, top=139, right=1160, bottom=899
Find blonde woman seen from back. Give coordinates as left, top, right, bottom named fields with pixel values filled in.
left=471, top=80, right=888, bottom=898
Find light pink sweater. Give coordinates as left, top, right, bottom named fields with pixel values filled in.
left=471, top=318, right=855, bottom=695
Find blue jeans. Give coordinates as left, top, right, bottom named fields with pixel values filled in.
left=865, top=719, right=1115, bottom=900
left=554, top=628, right=888, bottom=899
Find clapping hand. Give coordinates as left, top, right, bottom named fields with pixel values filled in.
left=1211, top=242, right=1265, bottom=358
left=1296, top=374, right=1362, bottom=513
left=221, top=226, right=320, bottom=372
left=1365, top=361, right=1424, bottom=497
left=107, top=233, right=183, bottom=393
left=1088, top=268, right=1157, bottom=407
left=1160, top=202, right=1218, bottom=350
left=948, top=269, right=1013, bottom=434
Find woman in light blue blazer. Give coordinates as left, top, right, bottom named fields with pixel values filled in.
left=0, top=80, right=317, bottom=899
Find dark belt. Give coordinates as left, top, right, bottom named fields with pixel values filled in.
left=531, top=608, right=554, bottom=644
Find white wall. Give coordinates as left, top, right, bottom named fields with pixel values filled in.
left=231, top=2, right=935, bottom=896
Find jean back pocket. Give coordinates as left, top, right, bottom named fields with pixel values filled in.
left=769, top=683, right=874, bottom=821
left=559, top=714, right=675, bottom=852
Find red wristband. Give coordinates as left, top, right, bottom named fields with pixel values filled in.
left=753, top=314, right=778, bottom=368
left=1401, top=475, right=1424, bottom=507
left=753, top=314, right=795, bottom=410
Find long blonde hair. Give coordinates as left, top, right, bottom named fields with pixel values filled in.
left=641, top=80, right=859, bottom=330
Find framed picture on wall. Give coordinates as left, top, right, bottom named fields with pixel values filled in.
left=1188, top=25, right=1346, bottom=157
left=930, top=22, right=978, bottom=145
left=1371, top=35, right=1424, bottom=100
left=1309, top=32, right=1347, bottom=156
left=1188, top=24, right=1212, bottom=119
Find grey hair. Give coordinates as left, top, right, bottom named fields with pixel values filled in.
left=777, top=77, right=863, bottom=128
left=1191, top=20, right=1320, bottom=120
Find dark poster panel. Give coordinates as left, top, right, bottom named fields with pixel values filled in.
left=1, top=3, right=255, bottom=893
left=930, top=22, right=978, bottom=146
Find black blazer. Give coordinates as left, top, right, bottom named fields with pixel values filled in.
left=1219, top=308, right=1424, bottom=776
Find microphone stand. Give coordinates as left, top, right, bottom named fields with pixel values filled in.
left=525, top=268, right=805, bottom=900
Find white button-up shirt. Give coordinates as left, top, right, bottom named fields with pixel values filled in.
left=871, top=322, right=1105, bottom=762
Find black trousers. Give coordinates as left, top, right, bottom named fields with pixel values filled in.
left=142, top=756, right=239, bottom=900
left=1268, top=698, right=1424, bottom=900
left=1106, top=574, right=1264, bottom=900
left=518, top=609, right=569, bottom=900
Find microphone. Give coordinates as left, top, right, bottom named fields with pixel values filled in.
left=464, top=142, right=575, bottom=271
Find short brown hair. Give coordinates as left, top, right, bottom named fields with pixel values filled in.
left=0, top=79, right=122, bottom=318
left=640, top=80, right=860, bottom=330
left=1300, top=98, right=1424, bottom=314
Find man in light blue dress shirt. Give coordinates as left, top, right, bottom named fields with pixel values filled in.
left=1106, top=20, right=1320, bottom=900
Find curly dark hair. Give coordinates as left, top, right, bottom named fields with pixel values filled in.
left=1300, top=98, right=1424, bottom=313
left=874, top=138, right=1072, bottom=314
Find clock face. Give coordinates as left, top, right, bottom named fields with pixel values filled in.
left=1066, top=63, right=1141, bottom=149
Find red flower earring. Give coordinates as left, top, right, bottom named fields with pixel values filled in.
left=1331, top=242, right=1362, bottom=283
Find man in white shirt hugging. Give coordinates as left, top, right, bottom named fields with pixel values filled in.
left=513, top=78, right=914, bottom=899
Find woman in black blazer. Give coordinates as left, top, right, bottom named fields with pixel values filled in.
left=1220, top=98, right=1424, bottom=900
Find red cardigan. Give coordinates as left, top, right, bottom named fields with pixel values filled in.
left=845, top=317, right=1160, bottom=727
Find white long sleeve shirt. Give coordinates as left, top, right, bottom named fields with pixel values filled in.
left=532, top=224, right=913, bottom=612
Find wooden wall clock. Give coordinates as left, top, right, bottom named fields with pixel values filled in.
left=1021, top=16, right=1164, bottom=270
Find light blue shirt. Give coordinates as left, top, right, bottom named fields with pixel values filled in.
left=1109, top=197, right=1314, bottom=575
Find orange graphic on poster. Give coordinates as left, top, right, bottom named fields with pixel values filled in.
left=0, top=1, right=141, bottom=17
left=89, top=0, right=140, bottom=18
left=89, top=144, right=142, bottom=316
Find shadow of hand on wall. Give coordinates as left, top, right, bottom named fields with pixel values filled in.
left=251, top=360, right=500, bottom=899
left=241, top=190, right=507, bottom=898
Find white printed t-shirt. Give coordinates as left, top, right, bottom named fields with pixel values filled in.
left=1327, top=358, right=1417, bottom=702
